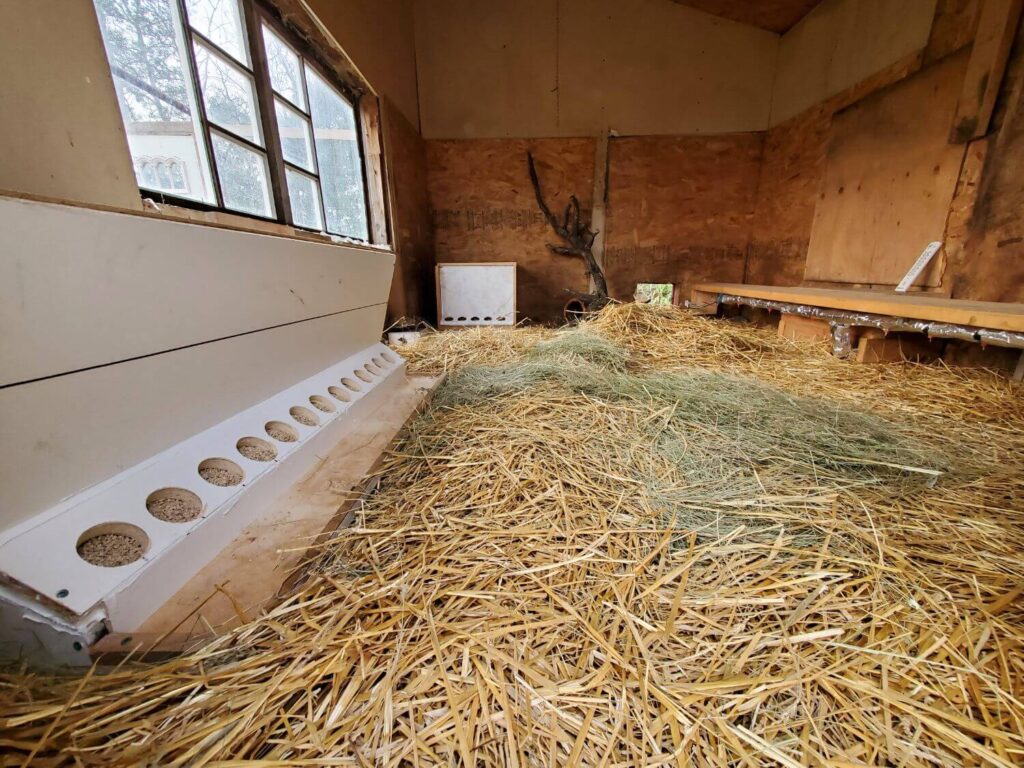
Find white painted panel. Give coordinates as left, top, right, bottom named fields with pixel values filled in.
left=438, top=263, right=516, bottom=326
left=0, top=196, right=395, bottom=385
left=0, top=305, right=386, bottom=529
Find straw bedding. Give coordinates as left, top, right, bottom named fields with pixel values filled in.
left=2, top=303, right=1024, bottom=766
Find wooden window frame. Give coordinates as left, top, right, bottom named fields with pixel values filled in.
left=120, top=0, right=380, bottom=244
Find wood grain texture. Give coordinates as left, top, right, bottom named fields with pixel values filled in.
left=604, top=134, right=763, bottom=304
left=383, top=98, right=436, bottom=323
left=803, top=51, right=970, bottom=286
left=425, top=138, right=595, bottom=323
left=669, top=0, right=824, bottom=32
left=695, top=282, right=1024, bottom=330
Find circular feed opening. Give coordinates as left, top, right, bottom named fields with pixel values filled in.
left=237, top=436, right=277, bottom=462
left=341, top=377, right=361, bottom=392
left=381, top=351, right=396, bottom=363
left=310, top=394, right=336, bottom=413
left=290, top=406, right=319, bottom=426
left=365, top=362, right=381, bottom=375
left=146, top=487, right=203, bottom=523
left=372, top=356, right=387, bottom=368
left=328, top=386, right=351, bottom=403
left=354, top=369, right=373, bottom=384
left=77, top=523, right=149, bottom=567
left=198, top=458, right=244, bottom=487
left=266, top=421, right=299, bottom=442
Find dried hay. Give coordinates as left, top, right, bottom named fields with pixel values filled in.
left=2, top=303, right=1023, bottom=766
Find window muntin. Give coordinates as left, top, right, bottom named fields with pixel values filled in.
left=94, top=0, right=373, bottom=240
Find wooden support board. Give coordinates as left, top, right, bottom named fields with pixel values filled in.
left=803, top=51, right=970, bottom=287
left=778, top=314, right=832, bottom=343
left=950, top=0, right=1023, bottom=142
left=693, top=283, right=1024, bottom=332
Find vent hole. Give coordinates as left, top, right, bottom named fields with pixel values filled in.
left=266, top=421, right=299, bottom=442
left=310, top=395, right=336, bottom=412
left=77, top=523, right=149, bottom=567
left=236, top=437, right=277, bottom=462
left=198, top=458, right=244, bottom=487
left=290, top=406, right=319, bottom=426
left=146, top=487, right=203, bottom=523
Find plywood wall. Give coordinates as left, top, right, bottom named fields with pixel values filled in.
left=770, top=0, right=938, bottom=125
left=426, top=138, right=595, bottom=321
left=604, top=135, right=764, bottom=302
left=413, top=0, right=778, bottom=139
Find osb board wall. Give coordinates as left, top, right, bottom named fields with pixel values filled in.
left=426, top=138, right=595, bottom=322
left=383, top=99, right=435, bottom=323
left=603, top=135, right=764, bottom=303
left=803, top=50, right=970, bottom=286
left=745, top=0, right=978, bottom=288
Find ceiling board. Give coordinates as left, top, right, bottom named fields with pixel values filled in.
left=669, top=0, right=825, bottom=33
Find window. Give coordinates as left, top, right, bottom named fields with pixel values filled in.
left=634, top=283, right=674, bottom=305
left=93, top=0, right=373, bottom=241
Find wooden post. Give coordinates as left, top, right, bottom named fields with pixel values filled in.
left=590, top=133, right=610, bottom=296
left=360, top=96, right=390, bottom=245
left=950, top=0, right=1023, bottom=142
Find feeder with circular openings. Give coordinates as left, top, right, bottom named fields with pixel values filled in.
left=236, top=436, right=277, bottom=462
left=146, top=487, right=203, bottom=523
left=77, top=523, right=150, bottom=568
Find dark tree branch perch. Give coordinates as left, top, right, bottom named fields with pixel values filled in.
left=527, top=152, right=609, bottom=303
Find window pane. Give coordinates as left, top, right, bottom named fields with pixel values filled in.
left=211, top=133, right=274, bottom=217
left=184, top=0, right=248, bottom=65
left=286, top=169, right=323, bottom=230
left=93, top=0, right=216, bottom=204
left=306, top=69, right=368, bottom=240
left=194, top=42, right=263, bottom=145
left=262, top=25, right=305, bottom=109
left=275, top=100, right=315, bottom=172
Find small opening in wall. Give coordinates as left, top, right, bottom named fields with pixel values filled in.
left=198, top=458, right=244, bottom=487
left=236, top=437, right=278, bottom=462
left=634, top=282, right=674, bottom=305
left=290, top=406, right=319, bottom=426
left=328, top=386, right=351, bottom=403
left=341, top=377, right=362, bottom=392
left=266, top=421, right=299, bottom=442
left=310, top=395, right=336, bottom=412
left=77, top=522, right=150, bottom=567
left=354, top=369, right=373, bottom=383
left=146, top=487, right=203, bottom=523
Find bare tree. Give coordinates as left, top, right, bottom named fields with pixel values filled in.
left=527, top=152, right=609, bottom=306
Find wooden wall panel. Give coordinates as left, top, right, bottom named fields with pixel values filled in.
left=426, top=138, right=595, bottom=323
left=383, top=99, right=436, bottom=323
left=604, top=134, right=763, bottom=302
left=803, top=51, right=970, bottom=286
left=0, top=197, right=394, bottom=387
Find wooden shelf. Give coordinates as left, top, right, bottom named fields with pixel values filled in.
left=692, top=283, right=1024, bottom=332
